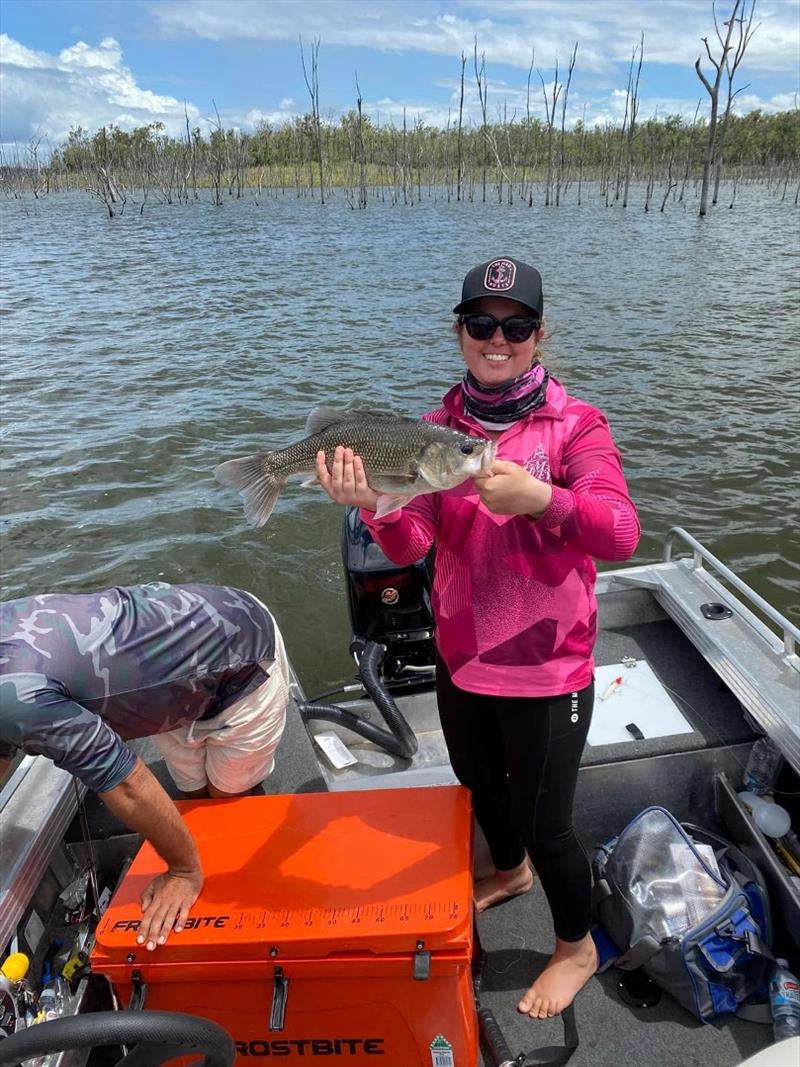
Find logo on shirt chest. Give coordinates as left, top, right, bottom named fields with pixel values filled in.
left=523, top=444, right=551, bottom=482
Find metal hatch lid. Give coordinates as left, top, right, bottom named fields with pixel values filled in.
left=92, top=786, right=473, bottom=967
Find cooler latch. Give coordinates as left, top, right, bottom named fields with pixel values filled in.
left=128, top=969, right=148, bottom=1011
left=269, top=966, right=289, bottom=1031
left=414, top=941, right=431, bottom=981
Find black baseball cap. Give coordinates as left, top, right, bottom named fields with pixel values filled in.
left=453, top=257, right=543, bottom=318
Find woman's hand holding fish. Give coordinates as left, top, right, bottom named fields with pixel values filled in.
left=472, top=459, right=553, bottom=518
left=316, top=446, right=382, bottom=513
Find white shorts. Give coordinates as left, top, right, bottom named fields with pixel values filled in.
left=152, top=622, right=290, bottom=794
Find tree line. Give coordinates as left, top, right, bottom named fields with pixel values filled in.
left=3, top=107, right=797, bottom=215
left=2, top=0, right=796, bottom=215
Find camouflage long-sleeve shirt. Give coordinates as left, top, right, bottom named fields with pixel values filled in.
left=0, top=583, right=279, bottom=792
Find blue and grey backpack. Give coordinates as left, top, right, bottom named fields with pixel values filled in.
left=592, top=806, right=773, bottom=1023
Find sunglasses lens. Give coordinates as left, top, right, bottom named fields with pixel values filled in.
left=464, top=315, right=496, bottom=340
left=462, top=314, right=539, bottom=342
left=504, top=318, right=538, bottom=342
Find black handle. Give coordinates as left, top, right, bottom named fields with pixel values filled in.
left=477, top=1005, right=519, bottom=1065
left=269, top=966, right=289, bottom=1031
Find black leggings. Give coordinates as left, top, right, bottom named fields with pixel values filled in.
left=436, top=656, right=593, bottom=942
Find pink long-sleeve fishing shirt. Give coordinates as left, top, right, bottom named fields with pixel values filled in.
left=361, top=377, right=641, bottom=698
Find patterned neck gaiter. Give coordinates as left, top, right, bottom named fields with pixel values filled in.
left=461, top=362, right=550, bottom=425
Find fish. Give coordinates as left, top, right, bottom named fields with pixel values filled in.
left=215, top=405, right=497, bottom=526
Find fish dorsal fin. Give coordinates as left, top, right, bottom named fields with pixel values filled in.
left=305, top=405, right=401, bottom=435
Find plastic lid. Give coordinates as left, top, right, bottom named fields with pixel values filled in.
left=776, top=958, right=788, bottom=968
left=1, top=952, right=30, bottom=982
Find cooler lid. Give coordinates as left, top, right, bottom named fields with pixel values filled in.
left=92, top=786, right=473, bottom=966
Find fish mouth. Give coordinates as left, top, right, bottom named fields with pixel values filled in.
left=479, top=441, right=498, bottom=471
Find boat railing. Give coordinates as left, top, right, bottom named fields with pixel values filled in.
left=663, top=526, right=800, bottom=664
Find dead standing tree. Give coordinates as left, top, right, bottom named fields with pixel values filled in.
left=457, top=52, right=467, bottom=202
left=520, top=49, right=535, bottom=206
left=539, top=60, right=562, bottom=207
left=355, top=76, right=368, bottom=209
left=694, top=0, right=743, bottom=217
left=555, top=43, right=577, bottom=206
left=713, top=0, right=759, bottom=204
left=622, top=34, right=644, bottom=208
left=300, top=36, right=325, bottom=205
left=474, top=40, right=489, bottom=203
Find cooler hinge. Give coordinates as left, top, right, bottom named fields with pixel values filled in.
left=413, top=941, right=431, bottom=981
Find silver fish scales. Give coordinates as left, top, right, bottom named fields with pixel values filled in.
left=215, top=405, right=496, bottom=526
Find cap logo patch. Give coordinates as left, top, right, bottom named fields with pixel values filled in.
left=484, top=259, right=516, bottom=291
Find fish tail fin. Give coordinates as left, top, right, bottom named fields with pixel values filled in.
left=214, top=453, right=284, bottom=527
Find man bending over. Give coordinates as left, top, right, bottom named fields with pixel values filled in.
left=0, top=582, right=290, bottom=951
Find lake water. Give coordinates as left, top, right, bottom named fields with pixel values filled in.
left=2, top=186, right=798, bottom=693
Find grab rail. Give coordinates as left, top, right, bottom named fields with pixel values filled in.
left=663, top=526, right=800, bottom=661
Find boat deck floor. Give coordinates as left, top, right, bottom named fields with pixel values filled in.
left=476, top=880, right=769, bottom=1067
left=66, top=615, right=775, bottom=1066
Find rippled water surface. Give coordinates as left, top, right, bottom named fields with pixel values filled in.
left=2, top=188, right=798, bottom=691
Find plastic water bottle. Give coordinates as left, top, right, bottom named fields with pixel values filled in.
left=36, top=975, right=69, bottom=1022
left=743, top=737, right=782, bottom=795
left=769, top=959, right=800, bottom=1040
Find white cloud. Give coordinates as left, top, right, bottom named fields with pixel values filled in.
left=150, top=0, right=800, bottom=76
left=0, top=32, right=201, bottom=144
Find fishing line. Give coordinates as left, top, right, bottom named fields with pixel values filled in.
left=73, top=779, right=102, bottom=918
left=652, top=678, right=800, bottom=797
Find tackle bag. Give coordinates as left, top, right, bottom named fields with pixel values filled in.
left=592, top=806, right=773, bottom=1023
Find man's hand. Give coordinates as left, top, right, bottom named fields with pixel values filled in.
left=138, top=868, right=203, bottom=951
left=315, top=447, right=381, bottom=512
left=100, top=758, right=203, bottom=950
left=472, top=459, right=553, bottom=517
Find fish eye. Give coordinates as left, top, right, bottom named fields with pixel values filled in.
left=460, top=442, right=475, bottom=455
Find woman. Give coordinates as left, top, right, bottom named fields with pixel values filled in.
left=315, top=256, right=640, bottom=1020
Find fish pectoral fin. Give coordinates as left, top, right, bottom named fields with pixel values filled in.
left=374, top=493, right=417, bottom=520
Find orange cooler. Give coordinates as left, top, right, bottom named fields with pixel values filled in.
left=92, top=786, right=477, bottom=1066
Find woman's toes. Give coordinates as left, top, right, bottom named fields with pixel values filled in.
left=517, top=992, right=535, bottom=1014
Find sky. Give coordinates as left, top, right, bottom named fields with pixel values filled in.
left=1, top=0, right=798, bottom=149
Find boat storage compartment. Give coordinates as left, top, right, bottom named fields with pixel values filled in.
left=716, top=771, right=800, bottom=947
left=91, top=787, right=477, bottom=1066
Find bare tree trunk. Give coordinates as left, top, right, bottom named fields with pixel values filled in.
left=300, top=36, right=325, bottom=205
left=577, top=103, right=587, bottom=206
left=539, top=61, right=561, bottom=207
left=678, top=100, right=702, bottom=203
left=474, top=39, right=489, bottom=203
left=660, top=134, right=678, bottom=211
left=623, top=34, right=644, bottom=209
left=356, top=76, right=368, bottom=209
left=457, top=52, right=466, bottom=202
left=712, top=0, right=759, bottom=204
left=556, top=43, right=577, bottom=206
left=695, top=0, right=742, bottom=217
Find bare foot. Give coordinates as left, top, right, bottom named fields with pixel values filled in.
left=517, top=934, right=598, bottom=1019
left=474, top=858, right=534, bottom=913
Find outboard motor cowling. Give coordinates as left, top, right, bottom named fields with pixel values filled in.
left=341, top=506, right=436, bottom=687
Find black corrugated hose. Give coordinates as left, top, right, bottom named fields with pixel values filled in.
left=298, top=640, right=418, bottom=760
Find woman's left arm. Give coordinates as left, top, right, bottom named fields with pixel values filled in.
left=535, top=410, right=640, bottom=561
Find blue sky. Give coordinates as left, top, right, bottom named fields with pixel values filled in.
left=1, top=0, right=798, bottom=147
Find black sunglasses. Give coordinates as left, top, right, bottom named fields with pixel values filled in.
left=460, top=313, right=541, bottom=343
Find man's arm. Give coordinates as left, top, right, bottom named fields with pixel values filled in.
left=99, top=757, right=203, bottom=951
